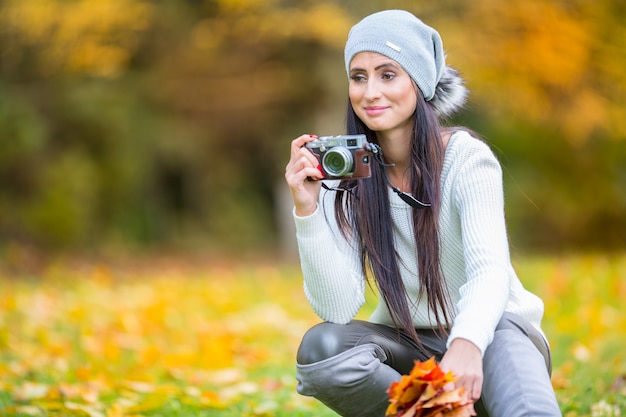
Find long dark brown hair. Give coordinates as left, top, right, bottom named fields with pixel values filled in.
left=334, top=94, right=454, bottom=344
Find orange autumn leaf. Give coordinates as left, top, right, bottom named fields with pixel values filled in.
left=418, top=383, right=439, bottom=403
left=386, top=358, right=476, bottom=417
left=435, top=403, right=477, bottom=417
left=396, top=402, right=420, bottom=417
left=399, top=382, right=428, bottom=405
left=422, top=388, right=464, bottom=408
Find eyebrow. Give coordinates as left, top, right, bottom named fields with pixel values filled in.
left=349, top=62, right=400, bottom=73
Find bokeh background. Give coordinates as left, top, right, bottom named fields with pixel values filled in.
left=1, top=2, right=625, bottom=415
left=1, top=0, right=625, bottom=263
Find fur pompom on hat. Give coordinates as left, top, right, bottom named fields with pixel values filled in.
left=344, top=10, right=468, bottom=118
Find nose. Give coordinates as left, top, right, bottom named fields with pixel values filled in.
left=363, top=79, right=382, bottom=101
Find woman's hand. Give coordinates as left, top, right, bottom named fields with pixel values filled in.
left=285, top=134, right=324, bottom=216
left=440, top=338, right=483, bottom=401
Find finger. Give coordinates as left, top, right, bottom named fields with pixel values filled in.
left=291, top=148, right=319, bottom=174
left=457, top=377, right=481, bottom=401
left=286, top=157, right=323, bottom=185
left=453, top=377, right=470, bottom=398
left=300, top=159, right=325, bottom=181
left=471, top=379, right=482, bottom=401
left=290, top=134, right=318, bottom=158
left=286, top=146, right=315, bottom=173
left=294, top=155, right=318, bottom=174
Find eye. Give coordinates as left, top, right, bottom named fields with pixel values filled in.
left=381, top=71, right=395, bottom=80
left=349, top=73, right=367, bottom=82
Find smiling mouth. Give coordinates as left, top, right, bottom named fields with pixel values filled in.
left=365, top=106, right=388, bottom=115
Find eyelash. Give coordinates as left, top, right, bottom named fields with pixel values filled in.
left=349, top=72, right=396, bottom=82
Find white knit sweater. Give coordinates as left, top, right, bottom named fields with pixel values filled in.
left=293, top=130, right=545, bottom=355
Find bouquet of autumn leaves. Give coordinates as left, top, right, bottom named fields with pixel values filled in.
left=386, top=357, right=476, bottom=417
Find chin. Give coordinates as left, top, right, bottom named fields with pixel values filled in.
left=361, top=120, right=387, bottom=132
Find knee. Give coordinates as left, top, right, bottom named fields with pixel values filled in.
left=495, top=313, right=552, bottom=374
left=297, top=322, right=347, bottom=365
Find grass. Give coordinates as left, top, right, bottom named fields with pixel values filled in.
left=0, top=252, right=625, bottom=416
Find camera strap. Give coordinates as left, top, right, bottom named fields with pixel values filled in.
left=322, top=143, right=431, bottom=209
left=365, top=143, right=431, bottom=209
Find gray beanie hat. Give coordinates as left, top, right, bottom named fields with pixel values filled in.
left=344, top=10, right=468, bottom=117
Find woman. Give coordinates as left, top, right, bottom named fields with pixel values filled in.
left=284, top=10, right=561, bottom=417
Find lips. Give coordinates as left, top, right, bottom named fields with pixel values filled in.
left=364, top=106, right=389, bottom=116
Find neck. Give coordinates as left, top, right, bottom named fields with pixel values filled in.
left=376, top=129, right=411, bottom=189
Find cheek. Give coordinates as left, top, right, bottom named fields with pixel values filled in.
left=408, top=95, right=418, bottom=113
left=398, top=87, right=418, bottom=113
left=348, top=88, right=363, bottom=114
left=393, top=82, right=415, bottom=100
left=348, top=85, right=361, bottom=103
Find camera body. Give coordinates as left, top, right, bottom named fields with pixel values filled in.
left=305, top=134, right=371, bottom=179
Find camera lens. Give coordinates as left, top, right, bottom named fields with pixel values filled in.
left=322, top=147, right=353, bottom=177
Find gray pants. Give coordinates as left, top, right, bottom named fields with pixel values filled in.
left=296, top=312, right=561, bottom=417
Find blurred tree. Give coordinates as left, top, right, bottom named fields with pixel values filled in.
left=0, top=0, right=153, bottom=78
left=0, top=0, right=159, bottom=249
left=0, top=0, right=353, bottom=252
left=136, top=0, right=354, bottom=250
left=444, top=0, right=626, bottom=143
left=0, top=0, right=624, bottom=256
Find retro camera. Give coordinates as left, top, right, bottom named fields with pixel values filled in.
left=305, top=134, right=371, bottom=179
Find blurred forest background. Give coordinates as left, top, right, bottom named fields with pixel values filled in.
left=1, top=0, right=625, bottom=263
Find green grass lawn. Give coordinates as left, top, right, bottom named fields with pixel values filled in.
left=0, top=253, right=624, bottom=416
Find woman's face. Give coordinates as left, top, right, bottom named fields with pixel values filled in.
left=348, top=52, right=417, bottom=138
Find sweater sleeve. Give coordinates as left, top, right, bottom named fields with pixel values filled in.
left=293, top=190, right=366, bottom=323
left=446, top=142, right=511, bottom=355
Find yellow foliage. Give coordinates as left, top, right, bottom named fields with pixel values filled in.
left=0, top=0, right=153, bottom=77
left=2, top=0, right=622, bottom=145
left=448, top=0, right=623, bottom=142
left=0, top=254, right=625, bottom=414
left=216, top=0, right=281, bottom=13
left=0, top=260, right=326, bottom=414
left=192, top=2, right=351, bottom=48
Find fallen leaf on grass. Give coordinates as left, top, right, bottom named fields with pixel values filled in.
left=123, top=395, right=168, bottom=414
left=57, top=382, right=101, bottom=403
left=12, top=382, right=49, bottom=401
left=65, top=401, right=105, bottom=417
left=1, top=405, right=44, bottom=416
left=123, top=381, right=156, bottom=394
